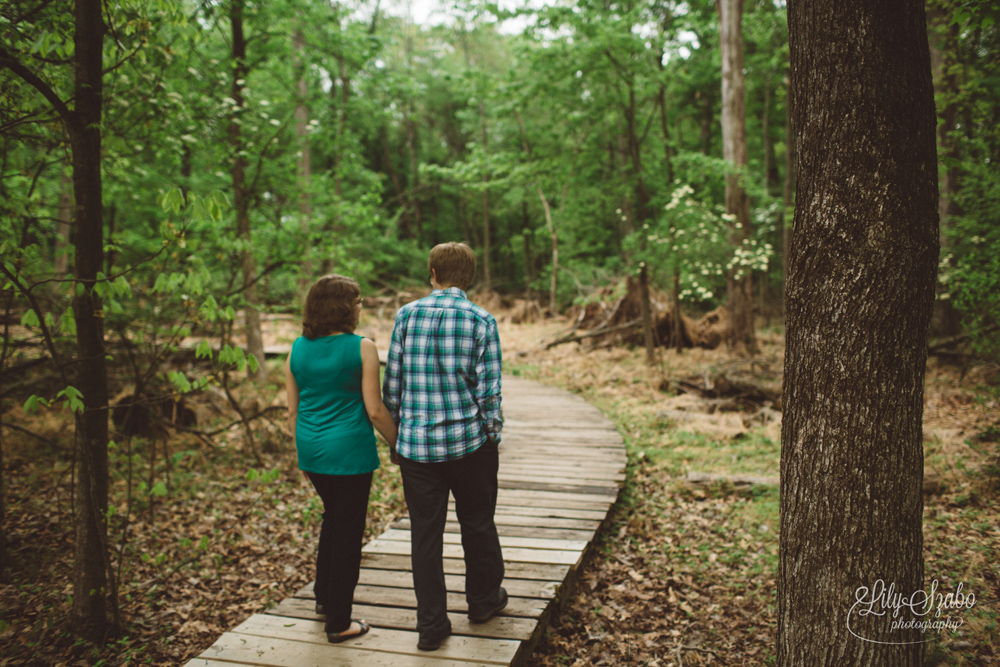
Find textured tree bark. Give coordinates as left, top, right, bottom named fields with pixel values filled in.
left=781, top=78, right=794, bottom=310
left=927, top=2, right=962, bottom=339
left=69, top=0, right=112, bottom=642
left=230, top=0, right=267, bottom=385
left=780, top=0, right=938, bottom=663
left=717, top=0, right=756, bottom=352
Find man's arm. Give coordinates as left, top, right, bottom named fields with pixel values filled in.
left=382, top=314, right=405, bottom=425
left=476, top=317, right=503, bottom=444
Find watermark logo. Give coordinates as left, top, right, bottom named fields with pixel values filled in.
left=847, top=579, right=976, bottom=645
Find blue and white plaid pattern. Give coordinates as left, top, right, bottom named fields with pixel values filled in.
left=383, top=288, right=503, bottom=462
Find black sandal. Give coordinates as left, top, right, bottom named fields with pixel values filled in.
left=327, top=620, right=370, bottom=644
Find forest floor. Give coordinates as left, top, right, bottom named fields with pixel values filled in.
left=1, top=306, right=999, bottom=666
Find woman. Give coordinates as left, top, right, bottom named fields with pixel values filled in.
left=285, top=274, right=397, bottom=643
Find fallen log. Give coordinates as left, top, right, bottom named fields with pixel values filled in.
left=545, top=318, right=642, bottom=349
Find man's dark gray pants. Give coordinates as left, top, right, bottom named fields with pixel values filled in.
left=399, top=440, right=505, bottom=642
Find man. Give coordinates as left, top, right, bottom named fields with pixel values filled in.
left=383, top=242, right=506, bottom=651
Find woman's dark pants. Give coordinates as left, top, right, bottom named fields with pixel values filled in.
left=399, top=441, right=505, bottom=641
left=307, top=471, right=373, bottom=634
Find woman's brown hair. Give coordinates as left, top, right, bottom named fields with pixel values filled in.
left=302, top=274, right=361, bottom=339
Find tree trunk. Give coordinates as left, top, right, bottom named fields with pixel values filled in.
left=623, top=81, right=657, bottom=364
left=762, top=78, right=780, bottom=197
left=781, top=77, right=795, bottom=311
left=718, top=0, right=756, bottom=353
left=537, top=187, right=558, bottom=313
left=293, top=28, right=313, bottom=293
left=69, top=0, right=112, bottom=642
left=230, top=0, right=267, bottom=385
left=699, top=89, right=714, bottom=156
left=55, top=169, right=72, bottom=278
left=521, top=199, right=532, bottom=298
left=780, top=0, right=938, bottom=663
left=479, top=100, right=492, bottom=290
left=927, top=2, right=962, bottom=339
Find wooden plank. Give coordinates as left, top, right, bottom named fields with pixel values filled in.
left=352, top=568, right=560, bottom=600
left=377, top=529, right=589, bottom=553
left=393, top=518, right=595, bottom=541
left=295, top=584, right=549, bottom=619
left=270, top=598, right=538, bottom=641
left=498, top=465, right=624, bottom=479
left=497, top=473, right=622, bottom=488
left=490, top=514, right=602, bottom=531
left=495, top=488, right=619, bottom=506
left=492, top=504, right=609, bottom=520
left=231, top=614, right=520, bottom=666
left=501, top=460, right=625, bottom=473
left=364, top=539, right=583, bottom=566
left=191, top=631, right=494, bottom=667
left=499, top=479, right=620, bottom=496
left=498, top=465, right=626, bottom=481
left=357, top=553, right=571, bottom=582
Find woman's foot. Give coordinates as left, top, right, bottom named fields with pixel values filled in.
left=326, top=620, right=370, bottom=644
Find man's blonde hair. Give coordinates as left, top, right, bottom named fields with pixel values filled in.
left=429, top=242, right=476, bottom=290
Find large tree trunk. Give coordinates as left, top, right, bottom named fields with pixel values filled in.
left=717, top=0, right=756, bottom=353
left=928, top=1, right=962, bottom=339
left=780, top=0, right=938, bottom=663
left=230, top=0, right=267, bottom=385
left=69, top=0, right=112, bottom=642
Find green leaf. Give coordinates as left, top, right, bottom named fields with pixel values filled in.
left=57, top=386, right=85, bottom=414
left=61, top=307, right=77, bottom=336
left=195, top=340, right=213, bottom=359
left=246, top=468, right=259, bottom=481
left=24, top=394, right=42, bottom=413
left=151, top=481, right=168, bottom=497
left=20, top=309, right=40, bottom=328
left=198, top=535, right=210, bottom=551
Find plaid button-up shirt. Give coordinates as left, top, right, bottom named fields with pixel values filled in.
left=382, top=287, right=503, bottom=462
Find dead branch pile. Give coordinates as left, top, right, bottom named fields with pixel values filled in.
left=553, top=278, right=728, bottom=350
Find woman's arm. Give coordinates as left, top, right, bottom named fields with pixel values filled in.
left=360, top=338, right=399, bottom=460
left=285, top=353, right=308, bottom=478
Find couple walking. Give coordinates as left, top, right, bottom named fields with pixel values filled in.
left=284, top=242, right=506, bottom=652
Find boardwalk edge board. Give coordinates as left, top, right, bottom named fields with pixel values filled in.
left=184, top=377, right=626, bottom=667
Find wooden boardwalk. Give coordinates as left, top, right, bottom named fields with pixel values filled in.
left=185, top=377, right=626, bottom=667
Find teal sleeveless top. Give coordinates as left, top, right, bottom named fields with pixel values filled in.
left=290, top=333, right=380, bottom=475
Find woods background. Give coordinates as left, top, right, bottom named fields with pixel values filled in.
left=1, top=0, right=999, bottom=664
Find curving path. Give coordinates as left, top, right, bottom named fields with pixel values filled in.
left=184, top=376, right=627, bottom=667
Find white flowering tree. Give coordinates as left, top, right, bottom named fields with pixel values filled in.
left=625, top=183, right=773, bottom=338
